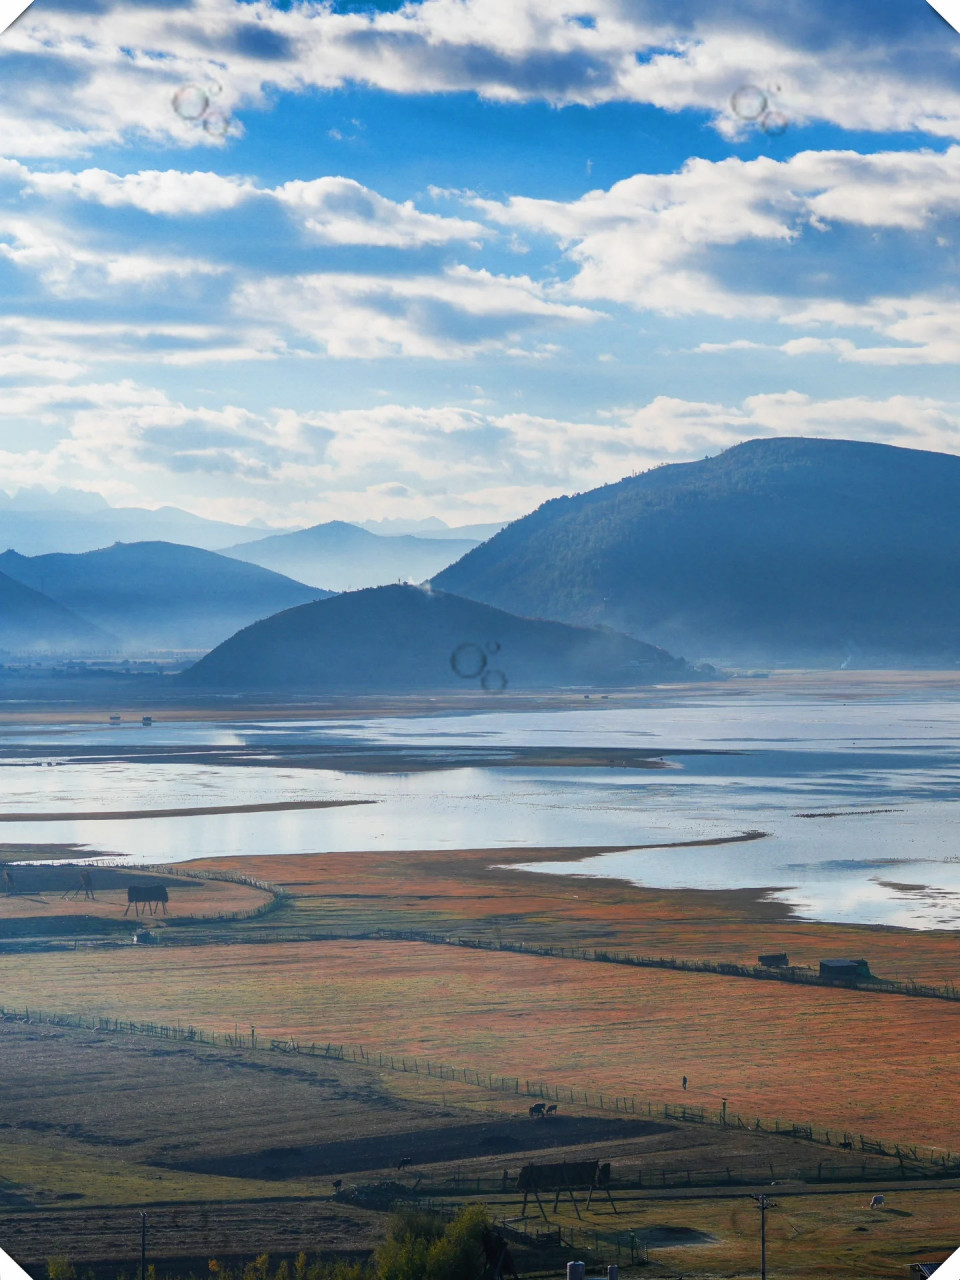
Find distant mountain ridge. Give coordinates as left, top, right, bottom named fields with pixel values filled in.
left=221, top=521, right=479, bottom=591
left=0, top=497, right=284, bottom=556
left=0, top=571, right=116, bottom=656
left=183, top=583, right=692, bottom=691
left=433, top=437, right=960, bottom=667
left=0, top=542, right=325, bottom=653
left=358, top=517, right=506, bottom=541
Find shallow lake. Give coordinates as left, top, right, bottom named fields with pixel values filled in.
left=2, top=688, right=960, bottom=929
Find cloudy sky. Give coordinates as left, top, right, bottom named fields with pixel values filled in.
left=1, top=0, right=959, bottom=527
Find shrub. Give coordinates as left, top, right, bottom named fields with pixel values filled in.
left=376, top=1206, right=488, bottom=1280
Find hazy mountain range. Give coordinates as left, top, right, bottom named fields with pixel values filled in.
left=220, top=521, right=480, bottom=591
left=183, top=583, right=691, bottom=691
left=0, top=543, right=325, bottom=654
left=357, top=517, right=505, bottom=541
left=435, top=437, right=960, bottom=667
left=0, top=570, right=114, bottom=656
left=0, top=487, right=278, bottom=556
left=8, top=438, right=960, bottom=672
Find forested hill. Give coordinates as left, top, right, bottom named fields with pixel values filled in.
left=182, top=584, right=692, bottom=691
left=433, top=437, right=960, bottom=666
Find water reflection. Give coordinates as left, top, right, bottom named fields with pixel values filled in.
left=1, top=696, right=959, bottom=929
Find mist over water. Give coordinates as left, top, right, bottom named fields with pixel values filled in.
left=3, top=690, right=960, bottom=929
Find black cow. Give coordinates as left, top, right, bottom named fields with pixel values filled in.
left=397, top=1156, right=413, bottom=1171
left=528, top=1103, right=546, bottom=1118
left=545, top=1103, right=558, bottom=1116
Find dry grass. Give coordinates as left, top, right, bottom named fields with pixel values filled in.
left=4, top=938, right=960, bottom=1151
left=189, top=844, right=960, bottom=987
left=534, top=1185, right=960, bottom=1280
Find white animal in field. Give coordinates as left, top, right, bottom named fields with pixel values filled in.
left=869, top=1194, right=885, bottom=1209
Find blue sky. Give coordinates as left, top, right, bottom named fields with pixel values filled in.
left=1, top=0, right=960, bottom=527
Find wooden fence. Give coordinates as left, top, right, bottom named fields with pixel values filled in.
left=2, top=1001, right=957, bottom=1175
left=374, top=927, right=960, bottom=1005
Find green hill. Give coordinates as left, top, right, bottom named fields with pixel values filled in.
left=182, top=583, right=691, bottom=691
left=433, top=437, right=960, bottom=667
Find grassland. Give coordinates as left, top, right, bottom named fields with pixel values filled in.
left=4, top=936, right=960, bottom=1151
left=2, top=1019, right=956, bottom=1280
left=6, top=673, right=960, bottom=1276
left=193, top=841, right=960, bottom=988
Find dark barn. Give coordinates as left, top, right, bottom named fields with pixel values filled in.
left=820, top=958, right=871, bottom=982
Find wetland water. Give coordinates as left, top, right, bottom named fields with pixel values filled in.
left=1, top=687, right=959, bottom=929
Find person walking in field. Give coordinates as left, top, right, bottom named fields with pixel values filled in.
left=682, top=1076, right=687, bottom=1090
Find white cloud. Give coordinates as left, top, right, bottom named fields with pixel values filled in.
left=274, top=177, right=488, bottom=247
left=467, top=146, right=960, bottom=360
left=615, top=391, right=960, bottom=459
left=233, top=265, right=599, bottom=358
left=22, top=165, right=256, bottom=216
left=3, top=0, right=960, bottom=159
left=0, top=208, right=224, bottom=295
left=1, top=374, right=959, bottom=525
left=0, top=315, right=295, bottom=375
left=10, top=161, right=487, bottom=245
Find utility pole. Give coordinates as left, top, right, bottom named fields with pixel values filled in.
left=139, top=1211, right=147, bottom=1280
left=753, top=1194, right=775, bottom=1280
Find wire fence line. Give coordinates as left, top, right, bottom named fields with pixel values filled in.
left=148, top=863, right=291, bottom=924
left=374, top=927, right=960, bottom=1005
left=2, top=1000, right=957, bottom=1176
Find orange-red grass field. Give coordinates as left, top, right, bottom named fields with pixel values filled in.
left=197, top=844, right=960, bottom=987
left=3, top=934, right=957, bottom=1152
left=5, top=828, right=960, bottom=1161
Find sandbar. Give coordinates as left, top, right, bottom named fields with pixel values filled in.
left=0, top=799, right=373, bottom=823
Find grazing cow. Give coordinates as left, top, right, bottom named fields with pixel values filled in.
left=332, top=1179, right=342, bottom=1194
left=124, top=885, right=169, bottom=917
left=529, top=1103, right=546, bottom=1118
left=870, top=1194, right=885, bottom=1209
left=545, top=1104, right=558, bottom=1116
left=397, top=1156, right=413, bottom=1171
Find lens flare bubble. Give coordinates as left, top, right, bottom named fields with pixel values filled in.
left=481, top=669, right=508, bottom=692
left=486, top=640, right=501, bottom=654
left=760, top=110, right=789, bottom=137
left=730, top=85, right=767, bottom=121
left=450, top=643, right=487, bottom=679
left=202, top=108, right=231, bottom=137
left=172, top=84, right=209, bottom=121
